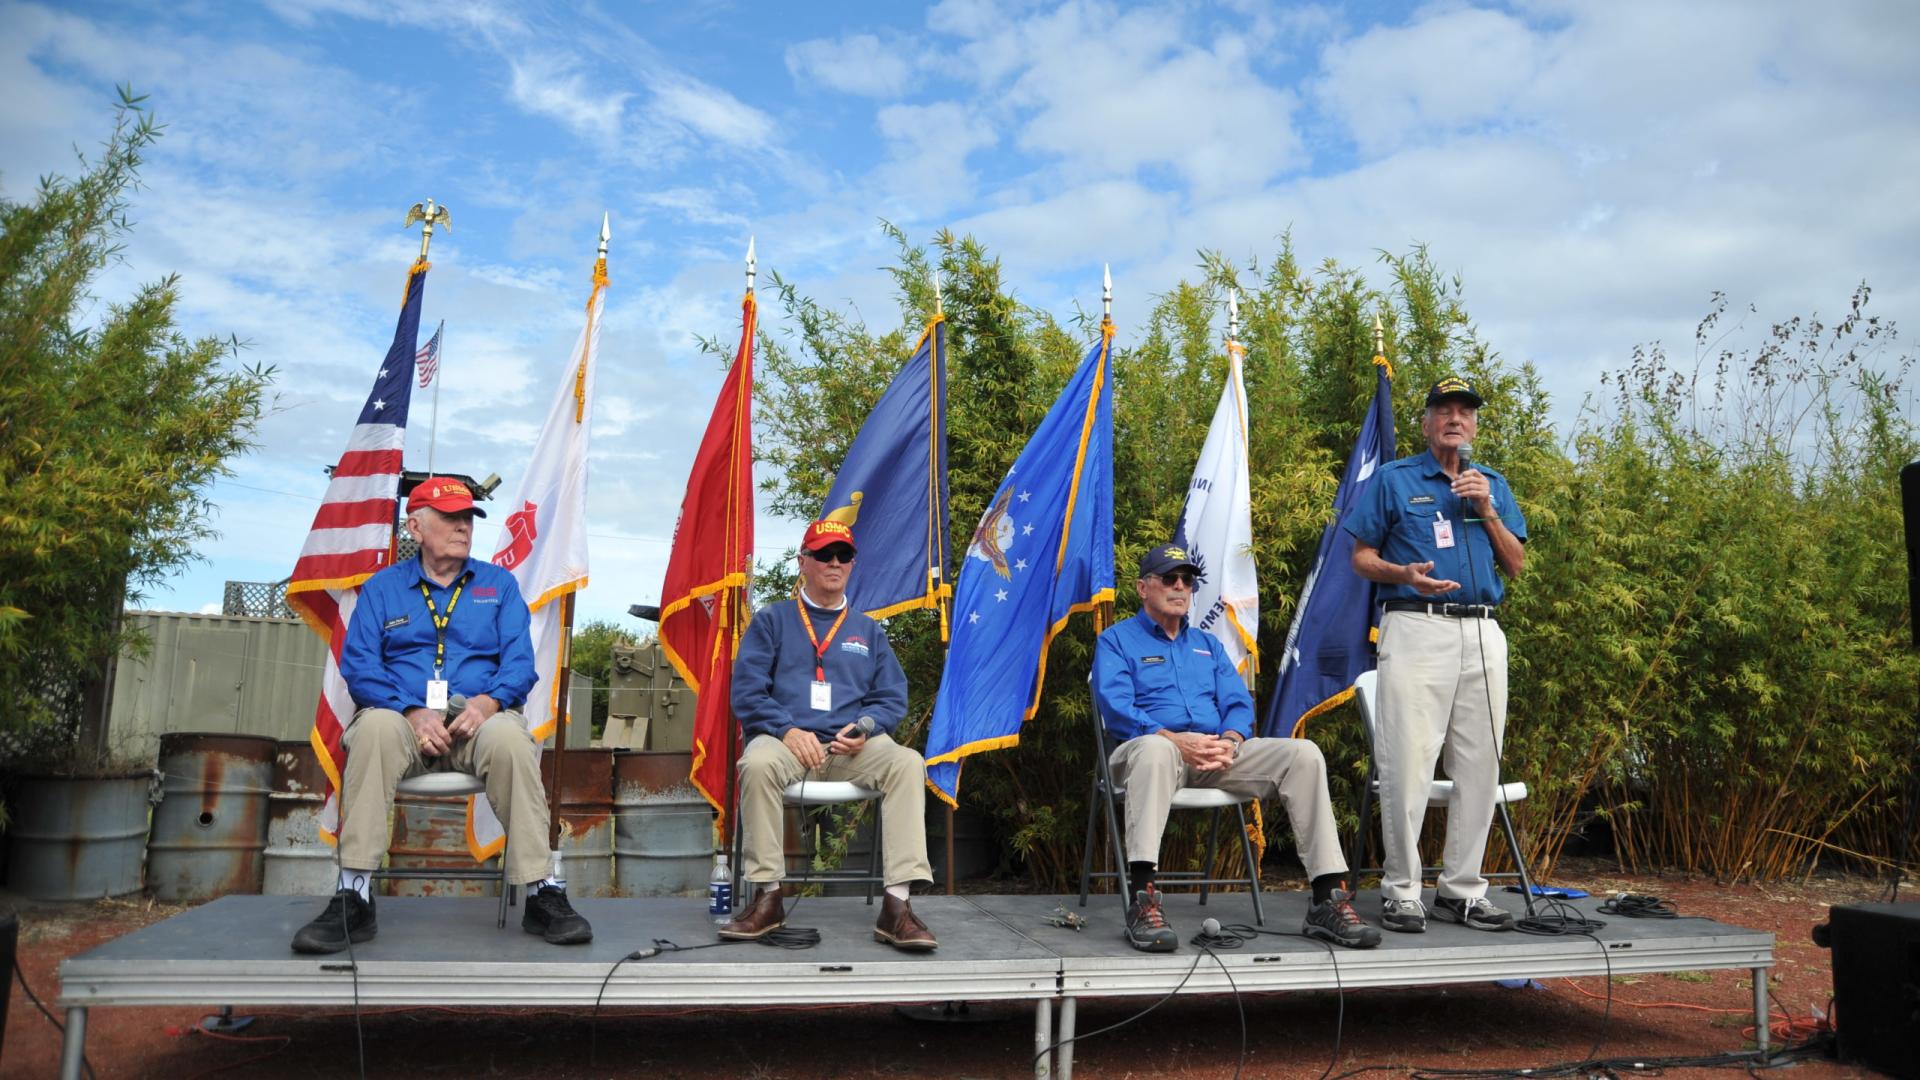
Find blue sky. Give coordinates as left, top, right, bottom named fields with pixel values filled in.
left=4, top=0, right=1916, bottom=631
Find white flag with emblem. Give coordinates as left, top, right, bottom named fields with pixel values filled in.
left=1176, top=338, right=1258, bottom=676
left=465, top=254, right=606, bottom=861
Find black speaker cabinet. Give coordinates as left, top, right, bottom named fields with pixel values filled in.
left=1827, top=901, right=1920, bottom=1077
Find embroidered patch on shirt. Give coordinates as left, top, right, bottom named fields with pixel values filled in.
left=1192, top=648, right=1213, bottom=656
left=840, top=637, right=870, bottom=656
left=383, top=615, right=410, bottom=629
left=1140, top=655, right=1167, bottom=665
left=1409, top=495, right=1436, bottom=505
left=472, top=586, right=498, bottom=597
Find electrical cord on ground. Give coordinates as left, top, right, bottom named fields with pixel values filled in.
left=1595, top=892, right=1715, bottom=921
left=14, top=957, right=98, bottom=1080
left=1030, top=944, right=1210, bottom=1070
left=1215, top=922, right=1347, bottom=1080
left=1188, top=924, right=1247, bottom=1080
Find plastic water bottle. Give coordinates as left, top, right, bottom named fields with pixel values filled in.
left=708, top=851, right=733, bottom=924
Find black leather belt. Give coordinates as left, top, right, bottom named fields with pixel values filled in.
left=1382, top=600, right=1498, bottom=620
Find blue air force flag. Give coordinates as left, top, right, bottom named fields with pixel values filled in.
left=1262, top=351, right=1397, bottom=737
left=924, top=326, right=1117, bottom=806
left=820, top=317, right=951, bottom=624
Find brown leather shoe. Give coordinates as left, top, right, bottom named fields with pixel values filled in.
left=873, top=894, right=937, bottom=951
left=718, top=886, right=785, bottom=940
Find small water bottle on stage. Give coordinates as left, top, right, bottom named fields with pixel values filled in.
left=708, top=851, right=733, bottom=924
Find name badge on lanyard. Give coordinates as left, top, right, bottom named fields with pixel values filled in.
left=426, top=679, right=450, bottom=711
left=420, top=572, right=471, bottom=714
left=797, top=594, right=850, bottom=713
left=1433, top=512, right=1456, bottom=550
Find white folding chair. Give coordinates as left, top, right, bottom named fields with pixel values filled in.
left=731, top=779, right=886, bottom=906
left=1077, top=680, right=1266, bottom=925
left=1347, top=668, right=1529, bottom=882
left=369, top=772, right=515, bottom=927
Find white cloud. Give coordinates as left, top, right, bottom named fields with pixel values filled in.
left=1315, top=6, right=1540, bottom=156
left=646, top=72, right=776, bottom=150
left=787, top=33, right=918, bottom=97
left=508, top=53, right=630, bottom=141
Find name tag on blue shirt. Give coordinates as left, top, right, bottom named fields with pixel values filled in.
left=1141, top=655, right=1166, bottom=665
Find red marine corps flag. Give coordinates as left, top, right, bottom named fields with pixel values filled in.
left=660, top=239, right=757, bottom=830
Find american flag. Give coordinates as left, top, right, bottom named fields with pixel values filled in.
left=286, top=263, right=427, bottom=841
left=415, top=320, right=443, bottom=387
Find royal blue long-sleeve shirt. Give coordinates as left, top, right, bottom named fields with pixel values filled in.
left=340, top=555, right=537, bottom=715
left=1093, top=610, right=1255, bottom=742
left=731, top=593, right=909, bottom=742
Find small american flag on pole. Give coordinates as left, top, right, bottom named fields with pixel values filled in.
left=415, top=320, right=444, bottom=387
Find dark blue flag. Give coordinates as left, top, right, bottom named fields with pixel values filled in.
left=925, top=326, right=1116, bottom=806
left=821, top=317, right=951, bottom=626
left=1263, top=352, right=1396, bottom=736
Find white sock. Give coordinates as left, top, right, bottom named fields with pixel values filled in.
left=338, top=869, right=371, bottom=902
left=539, top=876, right=566, bottom=893
left=885, top=883, right=909, bottom=902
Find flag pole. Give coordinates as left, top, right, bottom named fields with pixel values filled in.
left=1225, top=287, right=1254, bottom=691
left=1096, top=264, right=1114, bottom=631
left=426, top=320, right=444, bottom=475
left=723, top=235, right=755, bottom=854
left=543, top=213, right=608, bottom=854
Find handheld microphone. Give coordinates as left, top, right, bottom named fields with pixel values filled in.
left=853, top=715, right=879, bottom=737
left=1201, top=917, right=1222, bottom=938
left=445, top=693, right=467, bottom=720
left=1457, top=442, right=1474, bottom=473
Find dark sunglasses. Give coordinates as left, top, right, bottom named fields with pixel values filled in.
left=806, top=546, right=856, bottom=565
left=1154, top=571, right=1196, bottom=588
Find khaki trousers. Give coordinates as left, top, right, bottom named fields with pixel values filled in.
left=1374, top=611, right=1509, bottom=902
left=338, top=707, right=554, bottom=886
left=1108, top=733, right=1347, bottom=881
left=736, top=733, right=933, bottom=888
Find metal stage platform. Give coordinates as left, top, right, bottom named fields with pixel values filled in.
left=57, top=889, right=1775, bottom=1079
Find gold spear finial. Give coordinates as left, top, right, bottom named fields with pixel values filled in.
left=1227, top=287, right=1240, bottom=344
left=403, top=199, right=452, bottom=260
left=1102, top=263, right=1112, bottom=321
left=598, top=212, right=610, bottom=260
left=1373, top=313, right=1384, bottom=357
left=933, top=266, right=943, bottom=316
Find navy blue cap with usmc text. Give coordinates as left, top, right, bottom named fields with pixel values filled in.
left=1139, top=543, right=1205, bottom=578
left=1425, top=376, right=1484, bottom=408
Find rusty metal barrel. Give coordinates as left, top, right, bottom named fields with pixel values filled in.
left=383, top=778, right=499, bottom=897
left=263, top=740, right=335, bottom=895
left=541, top=749, right=614, bottom=896
left=5, top=772, right=153, bottom=900
left=613, top=751, right=712, bottom=897
left=148, top=733, right=276, bottom=901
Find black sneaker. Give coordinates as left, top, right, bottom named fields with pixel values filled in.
left=523, top=884, right=593, bottom=944
left=1432, top=894, right=1514, bottom=931
left=1304, top=888, right=1382, bottom=949
left=291, top=889, right=377, bottom=954
left=1124, top=886, right=1178, bottom=952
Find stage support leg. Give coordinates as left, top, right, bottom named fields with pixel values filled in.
left=1033, top=997, right=1053, bottom=1078
left=1057, top=996, right=1078, bottom=1079
left=58, top=1006, right=88, bottom=1080
left=1751, top=965, right=1770, bottom=1056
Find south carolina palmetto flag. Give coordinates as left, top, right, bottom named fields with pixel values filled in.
left=288, top=259, right=428, bottom=843
left=469, top=255, right=609, bottom=859
left=1172, top=336, right=1258, bottom=676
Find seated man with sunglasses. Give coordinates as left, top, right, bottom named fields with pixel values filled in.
left=1093, top=544, right=1380, bottom=953
left=721, top=519, right=937, bottom=950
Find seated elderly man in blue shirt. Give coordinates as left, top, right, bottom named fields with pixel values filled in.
left=1094, top=544, right=1378, bottom=953
left=291, top=476, right=590, bottom=954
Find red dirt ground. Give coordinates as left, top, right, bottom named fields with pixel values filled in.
left=2, top=861, right=1900, bottom=1079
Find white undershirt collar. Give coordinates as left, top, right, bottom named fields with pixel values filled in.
left=799, top=586, right=848, bottom=611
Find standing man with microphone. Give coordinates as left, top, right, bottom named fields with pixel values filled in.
left=1346, top=378, right=1528, bottom=934
left=722, top=519, right=938, bottom=949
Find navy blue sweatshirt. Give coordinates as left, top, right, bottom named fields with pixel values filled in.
left=730, top=593, right=909, bottom=742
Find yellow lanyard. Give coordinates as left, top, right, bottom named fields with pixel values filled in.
left=419, top=571, right=472, bottom=676
left=796, top=594, right=850, bottom=683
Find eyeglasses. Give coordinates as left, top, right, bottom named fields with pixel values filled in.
left=1154, top=571, right=1196, bottom=589
left=806, top=547, right=856, bottom=565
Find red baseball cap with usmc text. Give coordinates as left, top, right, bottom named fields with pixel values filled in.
left=407, top=476, right=488, bottom=518
left=800, top=519, right=856, bottom=552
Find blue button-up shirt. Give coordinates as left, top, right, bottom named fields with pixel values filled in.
left=1093, top=611, right=1254, bottom=742
left=1343, top=448, right=1528, bottom=607
left=340, top=556, right=537, bottom=714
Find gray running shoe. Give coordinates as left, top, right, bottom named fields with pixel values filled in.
left=1432, top=894, right=1515, bottom=931
left=1380, top=896, right=1427, bottom=933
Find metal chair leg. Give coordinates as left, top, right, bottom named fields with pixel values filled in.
left=866, top=800, right=883, bottom=905
left=1199, top=808, right=1223, bottom=905
left=1105, top=788, right=1130, bottom=917
left=1233, top=803, right=1265, bottom=926
left=1077, top=780, right=1100, bottom=907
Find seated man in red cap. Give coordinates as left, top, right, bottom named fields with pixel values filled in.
left=720, top=519, right=937, bottom=950
left=291, top=476, right=591, bottom=953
